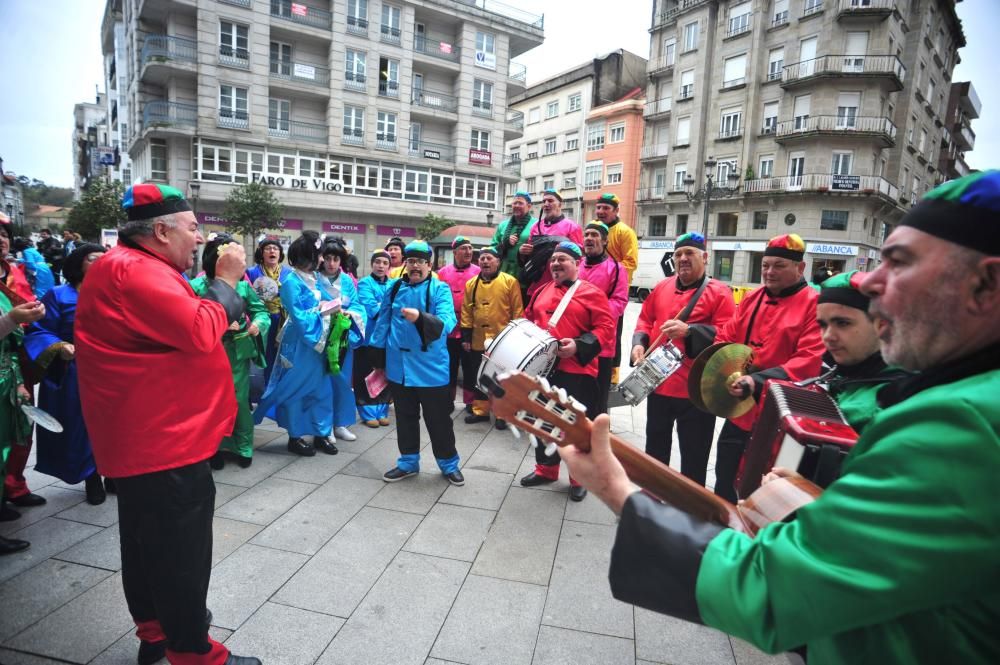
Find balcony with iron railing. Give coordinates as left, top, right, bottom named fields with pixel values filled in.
left=837, top=0, right=896, bottom=21
left=505, top=110, right=524, bottom=131
left=472, top=99, right=494, bottom=118
left=375, top=134, right=398, bottom=151
left=142, top=35, right=197, bottom=67
left=453, top=0, right=544, bottom=29
left=341, top=128, right=365, bottom=146
left=774, top=114, right=897, bottom=146
left=218, top=45, right=250, bottom=69
left=781, top=54, right=905, bottom=90
left=270, top=0, right=332, bottom=30
left=644, top=97, right=673, bottom=119
left=380, top=23, right=402, bottom=45
left=410, top=89, right=459, bottom=114
left=771, top=10, right=790, bottom=27
left=640, top=144, right=670, bottom=161
left=742, top=173, right=899, bottom=200
left=143, top=100, right=197, bottom=131
left=343, top=72, right=367, bottom=93
left=502, top=155, right=522, bottom=179
left=649, top=55, right=675, bottom=76
left=508, top=62, right=527, bottom=87
left=651, top=0, right=710, bottom=31
left=378, top=80, right=401, bottom=98
left=218, top=109, right=250, bottom=130
left=413, top=33, right=461, bottom=63
left=219, top=0, right=252, bottom=7
left=270, top=58, right=330, bottom=87
left=955, top=122, right=976, bottom=150
left=346, top=15, right=369, bottom=36
left=636, top=186, right=666, bottom=202
left=408, top=140, right=455, bottom=163
left=267, top=118, right=327, bottom=143
left=726, top=15, right=752, bottom=39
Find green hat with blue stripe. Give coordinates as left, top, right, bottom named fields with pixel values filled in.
left=901, top=170, right=1000, bottom=255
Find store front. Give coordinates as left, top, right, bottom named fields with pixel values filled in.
left=806, top=242, right=857, bottom=280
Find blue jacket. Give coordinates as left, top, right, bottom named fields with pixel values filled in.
left=357, top=274, right=393, bottom=343
left=369, top=276, right=455, bottom=387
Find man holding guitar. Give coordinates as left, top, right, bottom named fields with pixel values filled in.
left=557, top=171, right=1000, bottom=664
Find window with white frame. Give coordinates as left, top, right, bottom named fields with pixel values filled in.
left=676, top=116, right=691, bottom=145
left=475, top=31, right=495, bottom=69
left=768, top=47, right=784, bottom=81
left=268, top=98, right=290, bottom=133
left=728, top=1, right=751, bottom=36
left=526, top=142, right=538, bottom=159
left=270, top=41, right=292, bottom=76
left=680, top=69, right=694, bottom=99
left=837, top=91, right=860, bottom=128
left=219, top=21, right=249, bottom=65
left=409, top=122, right=421, bottom=151
left=788, top=152, right=805, bottom=186
left=343, top=105, right=365, bottom=141
left=663, top=37, right=676, bottom=67
left=804, top=0, right=823, bottom=16
left=267, top=154, right=295, bottom=175
left=673, top=163, right=688, bottom=190
left=542, top=174, right=555, bottom=190
left=720, top=107, right=742, bottom=138
left=606, top=163, right=623, bottom=185
left=821, top=210, right=849, bottom=231
left=524, top=176, right=536, bottom=192
left=927, top=78, right=936, bottom=103
left=528, top=107, right=541, bottom=124
left=567, top=93, right=582, bottom=112
left=471, top=128, right=490, bottom=151
left=565, top=132, right=579, bottom=151
left=544, top=137, right=557, bottom=155
left=918, top=128, right=927, bottom=153
left=150, top=139, right=168, bottom=181
left=683, top=21, right=698, bottom=51
left=376, top=111, right=397, bottom=144
left=793, top=94, right=811, bottom=130
left=762, top=101, right=778, bottom=134
left=723, top=54, right=747, bottom=87
left=584, top=160, right=603, bottom=190
left=347, top=0, right=368, bottom=31
left=586, top=123, right=605, bottom=150
left=563, top=170, right=577, bottom=188
left=378, top=57, right=399, bottom=97
left=717, top=159, right=738, bottom=183
left=773, top=0, right=789, bottom=25
left=908, top=115, right=916, bottom=143
left=902, top=166, right=910, bottom=195
left=759, top=154, right=774, bottom=178
left=609, top=122, right=626, bottom=143
left=473, top=80, right=493, bottom=113
left=218, top=84, right=248, bottom=128
left=546, top=100, right=559, bottom=118
left=380, top=4, right=401, bottom=42
left=508, top=147, right=520, bottom=161
left=832, top=151, right=852, bottom=175
left=345, top=50, right=366, bottom=87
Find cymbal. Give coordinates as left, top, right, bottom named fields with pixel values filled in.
left=688, top=343, right=756, bottom=419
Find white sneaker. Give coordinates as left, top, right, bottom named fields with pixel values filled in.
left=334, top=426, right=357, bottom=441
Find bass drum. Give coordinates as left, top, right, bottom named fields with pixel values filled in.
left=476, top=319, right=558, bottom=392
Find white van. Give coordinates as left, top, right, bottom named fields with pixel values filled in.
left=630, top=239, right=676, bottom=301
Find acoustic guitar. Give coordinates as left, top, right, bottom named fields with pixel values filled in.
left=488, top=371, right=822, bottom=536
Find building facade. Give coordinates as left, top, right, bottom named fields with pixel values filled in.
left=102, top=0, right=542, bottom=258
left=505, top=50, right=647, bottom=223
left=72, top=92, right=110, bottom=199
left=583, top=89, right=645, bottom=225
left=937, top=80, right=978, bottom=180
left=638, top=0, right=969, bottom=284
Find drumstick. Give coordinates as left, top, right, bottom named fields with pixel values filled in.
left=639, top=307, right=684, bottom=362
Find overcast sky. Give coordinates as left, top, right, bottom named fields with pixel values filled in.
left=0, top=0, right=996, bottom=187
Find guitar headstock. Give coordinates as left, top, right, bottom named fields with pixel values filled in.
left=486, top=371, right=594, bottom=455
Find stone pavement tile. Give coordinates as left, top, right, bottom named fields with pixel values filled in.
left=253, top=427, right=286, bottom=448
left=463, top=429, right=528, bottom=474
left=54, top=525, right=122, bottom=571
left=564, top=489, right=618, bottom=526
left=329, top=422, right=390, bottom=455
left=0, top=517, right=102, bottom=584
left=635, top=608, right=735, bottom=665
left=212, top=517, right=264, bottom=566
left=367, top=471, right=448, bottom=515
left=211, top=451, right=297, bottom=488
left=0, top=486, right=86, bottom=536
left=206, top=544, right=309, bottom=630
left=471, top=486, right=565, bottom=586
left=430, top=574, right=546, bottom=665
left=56, top=493, right=119, bottom=527
left=438, top=468, right=512, bottom=512
left=251, top=474, right=383, bottom=555
left=214, top=476, right=317, bottom=526
left=0, top=559, right=112, bottom=641
left=273, top=506, right=420, bottom=617
left=339, top=436, right=408, bottom=480
left=214, top=481, right=247, bottom=509
left=530, top=625, right=635, bottom=665
left=0, top=648, right=67, bottom=665
left=223, top=601, right=343, bottom=665
left=5, top=572, right=133, bottom=663
left=91, top=627, right=233, bottom=665
left=454, top=430, right=483, bottom=466
left=424, top=660, right=464, bottom=665
left=730, top=637, right=800, bottom=665
left=542, top=521, right=634, bottom=639
left=403, top=504, right=495, bottom=562
left=273, top=451, right=359, bottom=485
left=21, top=466, right=58, bottom=492
left=316, top=551, right=468, bottom=665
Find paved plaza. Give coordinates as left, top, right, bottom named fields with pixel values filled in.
left=0, top=304, right=800, bottom=665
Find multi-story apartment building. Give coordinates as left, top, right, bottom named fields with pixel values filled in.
left=102, top=0, right=542, bottom=257
left=638, top=0, right=969, bottom=284
left=582, top=89, right=645, bottom=225
left=937, top=80, right=978, bottom=180
left=102, top=4, right=134, bottom=186
left=72, top=92, right=111, bottom=199
left=505, top=50, right=647, bottom=223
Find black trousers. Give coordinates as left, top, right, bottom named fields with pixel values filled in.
left=446, top=337, right=463, bottom=400
left=645, top=394, right=717, bottom=487
left=535, top=371, right=599, bottom=467
left=390, top=382, right=457, bottom=461
left=116, top=460, right=215, bottom=654
left=596, top=356, right=613, bottom=414
left=714, top=420, right=751, bottom=502
left=612, top=316, right=624, bottom=377
left=462, top=348, right=487, bottom=401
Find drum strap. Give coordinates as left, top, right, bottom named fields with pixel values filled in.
left=677, top=277, right=711, bottom=322
left=547, top=280, right=581, bottom=331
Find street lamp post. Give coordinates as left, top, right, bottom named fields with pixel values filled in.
left=683, top=156, right=741, bottom=242
left=188, top=182, right=201, bottom=277
left=486, top=211, right=494, bottom=228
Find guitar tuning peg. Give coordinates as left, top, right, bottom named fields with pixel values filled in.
left=528, top=434, right=539, bottom=449
left=571, top=398, right=586, bottom=413
left=544, top=442, right=557, bottom=457
left=508, top=424, right=521, bottom=440
left=538, top=376, right=551, bottom=392
left=557, top=387, right=569, bottom=404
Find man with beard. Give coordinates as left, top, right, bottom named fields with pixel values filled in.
left=521, top=241, right=615, bottom=501
left=629, top=233, right=734, bottom=486
left=594, top=193, right=638, bottom=384
left=577, top=221, right=629, bottom=413
left=521, top=188, right=583, bottom=300
left=461, top=246, right=523, bottom=428
left=491, top=191, right=536, bottom=283
left=558, top=169, right=1000, bottom=665
left=437, top=236, right=480, bottom=411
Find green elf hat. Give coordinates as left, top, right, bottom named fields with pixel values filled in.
left=585, top=221, right=609, bottom=237
left=404, top=240, right=432, bottom=261
left=479, top=246, right=500, bottom=258
left=122, top=183, right=191, bottom=221
left=674, top=232, right=706, bottom=251
left=598, top=192, right=620, bottom=208
left=818, top=270, right=870, bottom=311
left=513, top=190, right=532, bottom=204
left=451, top=235, right=473, bottom=250
left=764, top=233, right=806, bottom=261
left=552, top=240, right=583, bottom=260
left=900, top=170, right=1000, bottom=255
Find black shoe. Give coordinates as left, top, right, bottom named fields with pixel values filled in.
left=444, top=469, right=465, bottom=486
left=495, top=419, right=507, bottom=430
left=464, top=414, right=490, bottom=424
left=313, top=436, right=339, bottom=455
left=137, top=639, right=166, bottom=665
left=224, top=656, right=263, bottom=665
left=287, top=437, right=316, bottom=457
left=0, top=535, right=30, bottom=555
left=569, top=485, right=588, bottom=502
left=10, top=492, right=46, bottom=507
left=0, top=501, right=21, bottom=522
left=519, top=472, right=556, bottom=487
left=104, top=477, right=117, bottom=494
left=208, top=453, right=226, bottom=470
left=463, top=404, right=474, bottom=414
left=85, top=472, right=107, bottom=506
left=382, top=467, right=418, bottom=482
left=236, top=455, right=253, bottom=468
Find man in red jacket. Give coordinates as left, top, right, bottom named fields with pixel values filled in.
left=687, top=233, right=824, bottom=502
left=76, top=184, right=259, bottom=665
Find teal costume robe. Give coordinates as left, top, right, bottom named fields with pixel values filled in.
left=608, top=343, right=1000, bottom=664
left=191, top=278, right=270, bottom=458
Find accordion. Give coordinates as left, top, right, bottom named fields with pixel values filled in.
left=736, top=380, right=858, bottom=499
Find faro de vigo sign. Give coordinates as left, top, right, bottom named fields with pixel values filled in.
left=252, top=172, right=343, bottom=192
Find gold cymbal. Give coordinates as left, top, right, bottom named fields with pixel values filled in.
left=688, top=343, right=756, bottom=419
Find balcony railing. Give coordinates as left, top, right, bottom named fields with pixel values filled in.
left=678, top=86, right=694, bottom=101
left=218, top=109, right=250, bottom=130
left=378, top=80, right=400, bottom=98
left=652, top=0, right=710, bottom=30
left=270, top=0, right=332, bottom=29
left=644, top=97, right=672, bottom=117
left=346, top=15, right=368, bottom=35
left=782, top=54, right=905, bottom=88
left=380, top=24, right=402, bottom=45
left=218, top=45, right=249, bottom=69
left=468, top=0, right=544, bottom=29
left=505, top=110, right=524, bottom=131
left=344, top=72, right=367, bottom=92
left=636, top=186, right=666, bottom=201
left=219, top=0, right=252, bottom=6
left=771, top=10, right=789, bottom=27
left=742, top=173, right=898, bottom=199
left=502, top=155, right=522, bottom=178
left=341, top=128, right=364, bottom=146
left=267, top=118, right=327, bottom=142
left=375, top=134, right=398, bottom=151
left=408, top=140, right=455, bottom=163
left=413, top=34, right=460, bottom=62
left=775, top=114, right=897, bottom=144
left=472, top=99, right=493, bottom=118
left=649, top=55, right=675, bottom=74
left=411, top=89, right=459, bottom=113
left=508, top=62, right=527, bottom=84
left=270, top=59, right=330, bottom=86
left=837, top=0, right=895, bottom=17
left=142, top=35, right=197, bottom=65
left=143, top=100, right=197, bottom=129
left=956, top=123, right=976, bottom=150
left=640, top=144, right=669, bottom=160
left=726, top=16, right=751, bottom=38
left=803, top=0, right=824, bottom=16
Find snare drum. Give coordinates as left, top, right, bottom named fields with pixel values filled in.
left=614, top=342, right=684, bottom=406
left=477, top=319, right=558, bottom=392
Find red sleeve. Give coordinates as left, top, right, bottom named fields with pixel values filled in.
left=777, top=297, right=825, bottom=381
left=709, top=283, right=736, bottom=330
